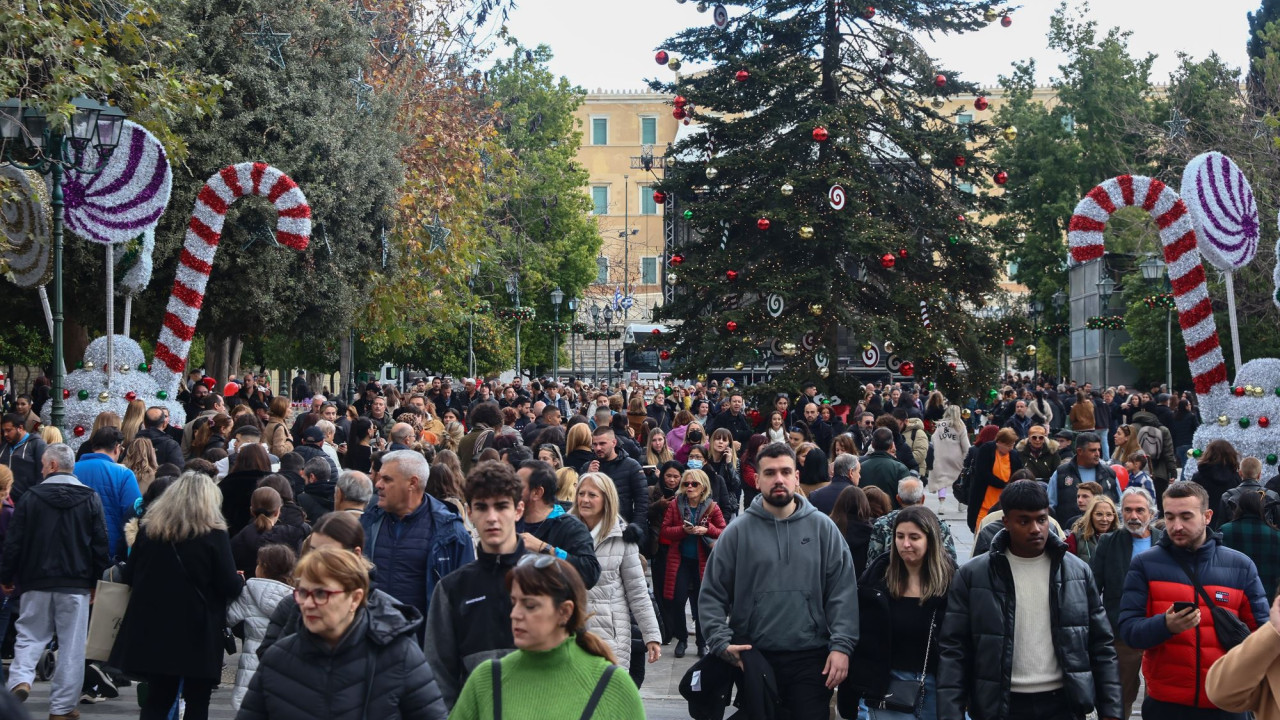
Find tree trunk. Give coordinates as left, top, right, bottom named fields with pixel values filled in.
left=204, top=333, right=244, bottom=384
left=339, top=330, right=353, bottom=404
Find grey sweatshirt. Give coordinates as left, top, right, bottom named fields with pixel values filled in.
left=698, top=493, right=859, bottom=657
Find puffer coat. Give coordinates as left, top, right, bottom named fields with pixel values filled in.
left=238, top=593, right=448, bottom=720
left=936, top=530, right=1121, bottom=720
left=583, top=516, right=662, bottom=669
left=227, top=578, right=293, bottom=710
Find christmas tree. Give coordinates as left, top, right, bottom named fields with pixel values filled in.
left=652, top=0, right=1010, bottom=397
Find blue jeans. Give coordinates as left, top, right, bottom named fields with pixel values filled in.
left=1099, top=433, right=1111, bottom=462
left=869, top=670, right=936, bottom=720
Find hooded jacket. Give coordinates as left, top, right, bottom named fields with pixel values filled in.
left=0, top=473, right=109, bottom=591
left=298, top=480, right=336, bottom=522
left=698, top=494, right=858, bottom=658
left=937, top=530, right=1121, bottom=720
left=0, top=432, right=45, bottom=503
left=238, top=594, right=448, bottom=720
left=227, top=577, right=293, bottom=710
left=1129, top=410, right=1178, bottom=484
left=1014, top=437, right=1061, bottom=482
left=74, top=451, right=142, bottom=561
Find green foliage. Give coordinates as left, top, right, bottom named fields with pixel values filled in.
left=0, top=323, right=51, bottom=367
left=1119, top=294, right=1190, bottom=389
left=1249, top=0, right=1280, bottom=101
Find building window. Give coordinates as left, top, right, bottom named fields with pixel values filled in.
left=1061, top=113, right=1076, bottom=133
left=640, top=116, right=657, bottom=145
left=591, top=186, right=608, bottom=215
left=956, top=112, right=973, bottom=141
left=595, top=256, right=609, bottom=284
left=956, top=182, right=974, bottom=194
left=640, top=187, right=657, bottom=215
left=641, top=256, right=658, bottom=285
left=591, top=117, right=608, bottom=146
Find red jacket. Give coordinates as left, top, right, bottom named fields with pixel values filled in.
left=659, top=499, right=725, bottom=601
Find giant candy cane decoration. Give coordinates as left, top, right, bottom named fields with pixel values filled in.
left=1067, top=175, right=1229, bottom=416
left=151, top=163, right=311, bottom=393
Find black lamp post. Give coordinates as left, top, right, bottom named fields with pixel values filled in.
left=468, top=261, right=480, bottom=379
left=506, top=273, right=522, bottom=379
left=1053, top=290, right=1067, bottom=380
left=1028, top=299, right=1043, bottom=379
left=1096, top=275, right=1116, bottom=388
left=589, top=304, right=601, bottom=382
left=1139, top=255, right=1173, bottom=391
left=550, top=286, right=564, bottom=382
left=0, top=96, right=126, bottom=432
left=567, top=297, right=577, bottom=378
left=603, top=305, right=615, bottom=387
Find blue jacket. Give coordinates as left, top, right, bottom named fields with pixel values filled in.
left=74, top=453, right=141, bottom=561
left=362, top=495, right=475, bottom=627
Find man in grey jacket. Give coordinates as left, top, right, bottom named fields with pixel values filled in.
left=699, top=442, right=858, bottom=718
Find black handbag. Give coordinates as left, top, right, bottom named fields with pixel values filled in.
left=1172, top=553, right=1251, bottom=651
left=878, top=610, right=936, bottom=715
left=171, top=542, right=239, bottom=655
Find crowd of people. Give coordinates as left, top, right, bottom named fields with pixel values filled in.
left=3, top=368, right=1280, bottom=720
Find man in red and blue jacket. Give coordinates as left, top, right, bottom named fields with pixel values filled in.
left=1117, top=481, right=1268, bottom=720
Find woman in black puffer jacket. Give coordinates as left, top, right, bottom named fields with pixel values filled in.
left=238, top=546, right=447, bottom=720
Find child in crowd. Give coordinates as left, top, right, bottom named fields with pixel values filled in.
left=1123, top=453, right=1157, bottom=498
left=227, top=544, right=297, bottom=710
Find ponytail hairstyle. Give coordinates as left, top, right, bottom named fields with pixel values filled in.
left=193, top=413, right=232, bottom=457
left=250, top=486, right=282, bottom=532
left=505, top=557, right=616, bottom=664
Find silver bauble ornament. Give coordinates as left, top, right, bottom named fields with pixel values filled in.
left=780, top=183, right=794, bottom=196
left=705, top=167, right=719, bottom=180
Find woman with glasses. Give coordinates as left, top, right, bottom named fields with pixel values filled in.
left=658, top=469, right=726, bottom=659
left=237, top=546, right=448, bottom=719
left=114, top=472, right=245, bottom=720
left=450, top=555, right=644, bottom=719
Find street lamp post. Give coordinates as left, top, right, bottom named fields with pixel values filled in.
left=590, top=304, right=601, bottom=382
left=550, top=286, right=564, bottom=382
left=468, top=261, right=480, bottom=379
left=0, top=96, right=126, bottom=432
left=603, top=306, right=615, bottom=387
left=506, top=273, right=522, bottom=379
left=1028, top=299, right=1043, bottom=380
left=567, top=297, right=577, bottom=379
left=1096, top=275, right=1117, bottom=388
left=1139, top=255, right=1173, bottom=391
left=1053, top=290, right=1067, bottom=381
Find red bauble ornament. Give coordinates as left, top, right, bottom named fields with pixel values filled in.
left=901, top=361, right=915, bottom=377
left=660, top=350, right=671, bottom=361
left=655, top=51, right=669, bottom=65
left=947, top=362, right=958, bottom=370
left=1235, top=386, right=1247, bottom=397
left=974, top=96, right=990, bottom=111
left=898, top=248, right=908, bottom=259
left=73, top=425, right=86, bottom=438
left=125, top=391, right=137, bottom=402
left=934, top=74, right=947, bottom=87
left=862, top=6, right=875, bottom=18
left=1000, top=14, right=1012, bottom=27
left=747, top=409, right=761, bottom=425
left=653, top=191, right=666, bottom=204
left=880, top=253, right=896, bottom=269
left=812, top=126, right=829, bottom=142
left=651, top=329, right=662, bottom=337
left=956, top=214, right=966, bottom=223
left=954, top=156, right=966, bottom=168
left=1005, top=337, right=1015, bottom=347
left=735, top=70, right=750, bottom=83
left=994, top=171, right=1009, bottom=185
left=726, top=321, right=739, bottom=332
left=670, top=253, right=685, bottom=266
left=63, top=389, right=71, bottom=399
left=1262, top=416, right=1272, bottom=429
left=674, top=95, right=688, bottom=107
left=726, top=270, right=739, bottom=281
left=757, top=218, right=771, bottom=231
left=673, top=107, right=686, bottom=120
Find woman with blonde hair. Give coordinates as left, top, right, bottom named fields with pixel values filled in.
left=930, top=404, right=971, bottom=507
left=1066, top=494, right=1118, bottom=563
left=122, top=436, right=159, bottom=495
left=570, top=472, right=662, bottom=669
left=38, top=425, right=63, bottom=446
left=564, top=422, right=594, bottom=469
left=555, top=467, right=579, bottom=508
left=646, top=427, right=674, bottom=467
left=1111, top=424, right=1140, bottom=466
left=238, top=546, right=448, bottom=719
left=658, top=468, right=725, bottom=658
left=121, top=398, right=146, bottom=448
left=115, top=472, right=245, bottom=720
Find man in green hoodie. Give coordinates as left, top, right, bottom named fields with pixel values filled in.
left=699, top=442, right=859, bottom=717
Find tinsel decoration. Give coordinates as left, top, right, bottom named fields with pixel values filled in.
left=0, top=167, right=53, bottom=288
left=113, top=228, right=156, bottom=296
left=1142, top=293, right=1176, bottom=311
left=496, top=307, right=537, bottom=322
left=61, top=120, right=172, bottom=246
left=1086, top=316, right=1125, bottom=331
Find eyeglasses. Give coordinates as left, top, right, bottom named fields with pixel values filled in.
left=682, top=481, right=702, bottom=488
left=293, top=586, right=347, bottom=605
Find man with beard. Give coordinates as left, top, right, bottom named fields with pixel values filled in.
left=1090, top=488, right=1163, bottom=720
left=699, top=442, right=857, bottom=717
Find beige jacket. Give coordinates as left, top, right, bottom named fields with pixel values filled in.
left=1206, top=616, right=1280, bottom=720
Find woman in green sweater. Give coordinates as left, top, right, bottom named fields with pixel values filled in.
left=448, top=555, right=644, bottom=720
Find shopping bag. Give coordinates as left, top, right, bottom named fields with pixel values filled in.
left=85, top=579, right=130, bottom=662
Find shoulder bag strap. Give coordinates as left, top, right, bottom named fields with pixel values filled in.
left=361, top=645, right=378, bottom=720
left=170, top=542, right=209, bottom=607
left=578, top=665, right=617, bottom=720
left=1170, top=551, right=1218, bottom=610
left=491, top=658, right=502, bottom=720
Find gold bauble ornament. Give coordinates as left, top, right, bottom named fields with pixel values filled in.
left=861, top=342, right=873, bottom=351
left=1218, top=414, right=1230, bottom=427
left=884, top=341, right=896, bottom=353
left=697, top=373, right=708, bottom=382
left=799, top=226, right=815, bottom=239
left=705, top=166, right=719, bottom=180
left=98, top=391, right=110, bottom=402
left=666, top=273, right=678, bottom=285
left=780, top=183, right=794, bottom=196
left=696, top=0, right=707, bottom=11
left=930, top=97, right=945, bottom=109
left=781, top=342, right=799, bottom=356
left=919, top=152, right=932, bottom=165
left=1003, top=126, right=1018, bottom=142
left=83, top=361, right=95, bottom=371
left=983, top=8, right=998, bottom=22
left=961, top=408, right=972, bottom=419
left=819, top=367, right=830, bottom=378
left=1256, top=386, right=1267, bottom=398
left=734, top=361, right=745, bottom=370
left=809, top=303, right=823, bottom=316
left=1026, top=344, right=1037, bottom=356
left=668, top=57, right=682, bottom=71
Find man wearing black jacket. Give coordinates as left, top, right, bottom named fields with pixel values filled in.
left=516, top=460, right=600, bottom=588
left=138, top=407, right=184, bottom=468
left=708, top=392, right=753, bottom=448
left=582, top=427, right=649, bottom=545
left=426, top=461, right=528, bottom=710
left=1, top=443, right=109, bottom=715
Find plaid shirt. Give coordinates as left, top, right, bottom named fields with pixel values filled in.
left=866, top=507, right=958, bottom=563
left=1220, top=516, right=1280, bottom=601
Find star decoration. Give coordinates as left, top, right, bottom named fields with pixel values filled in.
left=350, top=68, right=374, bottom=113
left=244, top=18, right=291, bottom=70
left=240, top=224, right=279, bottom=251
left=425, top=222, right=451, bottom=253
left=1254, top=118, right=1271, bottom=141
left=348, top=0, right=379, bottom=26
left=1164, top=108, right=1189, bottom=140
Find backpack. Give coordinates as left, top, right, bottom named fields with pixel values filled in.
left=954, top=448, right=976, bottom=505
left=470, top=426, right=496, bottom=464
left=1136, top=425, right=1164, bottom=462
left=910, top=428, right=934, bottom=478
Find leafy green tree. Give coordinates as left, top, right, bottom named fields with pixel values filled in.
left=1249, top=0, right=1280, bottom=102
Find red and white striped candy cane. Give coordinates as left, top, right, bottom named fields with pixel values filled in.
left=1067, top=174, right=1228, bottom=411
left=152, top=162, right=311, bottom=393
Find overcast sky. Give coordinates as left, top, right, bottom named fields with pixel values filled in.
left=500, top=0, right=1260, bottom=93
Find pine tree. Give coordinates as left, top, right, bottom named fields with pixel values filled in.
left=1248, top=0, right=1280, bottom=103
left=652, top=0, right=1006, bottom=397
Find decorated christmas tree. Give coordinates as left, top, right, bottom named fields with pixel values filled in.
left=652, top=0, right=1012, bottom=396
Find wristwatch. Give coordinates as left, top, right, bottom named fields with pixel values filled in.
left=542, top=543, right=555, bottom=555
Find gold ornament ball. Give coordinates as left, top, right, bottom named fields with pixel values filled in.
left=83, top=361, right=95, bottom=371
left=919, top=151, right=932, bottom=165
left=98, top=391, right=110, bottom=402
left=1218, top=414, right=1230, bottom=427
left=668, top=57, right=682, bottom=71
left=0, top=259, right=9, bottom=274
left=799, top=226, right=815, bottom=240
left=1026, top=344, right=1037, bottom=356
left=780, top=183, right=794, bottom=196
left=819, top=367, right=830, bottom=378
left=961, top=408, right=972, bottom=419
left=667, top=273, right=678, bottom=285
left=861, top=342, right=873, bottom=351
left=734, top=361, right=745, bottom=370
left=884, top=341, right=896, bottom=353
left=781, top=342, right=799, bottom=356
left=696, top=0, right=707, bottom=11
left=809, top=303, right=823, bottom=316
left=119, top=364, right=130, bottom=374
left=1003, top=126, right=1018, bottom=142
left=697, top=373, right=708, bottom=382
left=983, top=7, right=998, bottom=22
left=930, top=97, right=945, bottom=109
left=705, top=167, right=719, bottom=180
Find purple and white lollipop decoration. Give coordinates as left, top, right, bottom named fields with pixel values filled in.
left=1180, top=151, right=1259, bottom=375
left=61, top=120, right=172, bottom=245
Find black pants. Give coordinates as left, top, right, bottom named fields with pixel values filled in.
left=667, top=556, right=703, bottom=647
left=651, top=550, right=669, bottom=642
left=743, top=486, right=760, bottom=509
left=141, top=675, right=216, bottom=720
left=1008, top=690, right=1083, bottom=720
left=761, top=647, right=833, bottom=720
left=1142, top=697, right=1249, bottom=720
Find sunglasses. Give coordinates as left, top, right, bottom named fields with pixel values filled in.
left=683, top=481, right=702, bottom=488
left=516, top=553, right=573, bottom=589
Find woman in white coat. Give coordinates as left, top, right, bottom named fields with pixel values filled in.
left=570, top=471, right=662, bottom=670
left=929, top=404, right=971, bottom=507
